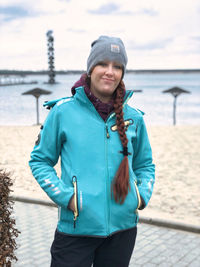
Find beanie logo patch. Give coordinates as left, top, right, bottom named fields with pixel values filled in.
left=111, top=44, right=120, bottom=53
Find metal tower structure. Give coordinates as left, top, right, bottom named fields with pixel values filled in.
left=46, top=30, right=56, bottom=84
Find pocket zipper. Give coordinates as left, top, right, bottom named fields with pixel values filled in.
left=134, top=181, right=141, bottom=210
left=72, top=176, right=79, bottom=228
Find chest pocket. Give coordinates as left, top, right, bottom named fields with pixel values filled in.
left=110, top=119, right=134, bottom=132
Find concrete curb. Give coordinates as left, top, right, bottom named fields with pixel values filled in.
left=11, top=195, right=57, bottom=207
left=11, top=195, right=200, bottom=234
left=139, top=216, right=200, bottom=234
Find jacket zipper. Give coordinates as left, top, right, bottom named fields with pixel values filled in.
left=72, top=176, right=79, bottom=228
left=105, top=123, right=110, bottom=235
left=134, top=180, right=141, bottom=210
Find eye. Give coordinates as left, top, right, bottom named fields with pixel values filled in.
left=114, top=64, right=122, bottom=70
left=98, top=62, right=107, bottom=67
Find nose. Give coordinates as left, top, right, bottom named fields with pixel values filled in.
left=105, top=63, right=114, bottom=76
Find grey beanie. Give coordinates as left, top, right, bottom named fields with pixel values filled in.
left=87, top=35, right=128, bottom=75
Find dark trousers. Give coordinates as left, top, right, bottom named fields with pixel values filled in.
left=50, top=227, right=137, bottom=267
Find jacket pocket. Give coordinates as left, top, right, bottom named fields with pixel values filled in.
left=134, top=180, right=141, bottom=210
left=72, top=176, right=79, bottom=228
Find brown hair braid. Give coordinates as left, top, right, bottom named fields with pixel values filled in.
left=112, top=80, right=130, bottom=204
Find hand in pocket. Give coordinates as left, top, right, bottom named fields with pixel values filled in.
left=68, top=194, right=75, bottom=212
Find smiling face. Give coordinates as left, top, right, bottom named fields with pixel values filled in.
left=90, top=61, right=123, bottom=103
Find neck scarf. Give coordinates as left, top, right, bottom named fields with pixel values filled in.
left=71, top=73, right=115, bottom=121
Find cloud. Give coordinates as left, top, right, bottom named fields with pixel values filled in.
left=0, top=6, right=29, bottom=21
left=128, top=38, right=173, bottom=51
left=67, top=28, right=86, bottom=33
left=88, top=3, right=158, bottom=16
left=184, top=36, right=200, bottom=54
left=138, top=8, right=158, bottom=16
left=191, top=36, right=200, bottom=41
left=88, top=3, right=120, bottom=15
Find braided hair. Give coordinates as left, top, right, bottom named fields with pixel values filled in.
left=112, top=80, right=130, bottom=204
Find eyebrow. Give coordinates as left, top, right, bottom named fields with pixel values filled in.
left=98, top=61, right=122, bottom=66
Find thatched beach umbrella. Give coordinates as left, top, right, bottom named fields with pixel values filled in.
left=22, top=88, right=52, bottom=125
left=133, top=89, right=142, bottom=93
left=163, top=86, right=190, bottom=125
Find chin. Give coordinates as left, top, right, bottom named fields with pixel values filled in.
left=102, top=89, right=114, bottom=95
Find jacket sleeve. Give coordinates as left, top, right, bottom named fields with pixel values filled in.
left=29, top=105, right=74, bottom=208
left=132, top=116, right=155, bottom=208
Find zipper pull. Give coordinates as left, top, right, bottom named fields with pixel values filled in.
left=106, top=126, right=110, bottom=138
left=73, top=216, right=77, bottom=228
left=72, top=176, right=78, bottom=228
left=134, top=181, right=142, bottom=210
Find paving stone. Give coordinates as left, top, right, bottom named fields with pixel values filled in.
left=155, top=262, right=173, bottom=267
left=144, top=249, right=162, bottom=258
left=168, top=254, right=185, bottom=265
left=141, top=262, right=157, bottom=267
left=174, top=261, right=192, bottom=267
left=160, top=232, right=172, bottom=240
left=150, top=255, right=167, bottom=265
left=135, top=256, right=151, bottom=265
left=141, top=245, right=155, bottom=253
left=151, top=238, right=164, bottom=245
left=136, top=239, right=151, bottom=247
left=129, top=263, right=141, bottom=267
left=189, top=260, right=200, bottom=267
left=191, top=247, right=200, bottom=256
left=146, top=233, right=160, bottom=241
left=12, top=201, right=200, bottom=267
left=131, top=250, right=144, bottom=258
left=181, top=253, right=198, bottom=264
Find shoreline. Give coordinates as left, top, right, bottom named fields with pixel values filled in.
left=1, top=69, right=200, bottom=76
left=1, top=125, right=200, bottom=226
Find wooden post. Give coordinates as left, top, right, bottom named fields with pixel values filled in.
left=173, top=95, right=177, bottom=125
left=36, top=96, right=39, bottom=125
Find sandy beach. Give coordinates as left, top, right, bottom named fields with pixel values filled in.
left=0, top=125, right=200, bottom=226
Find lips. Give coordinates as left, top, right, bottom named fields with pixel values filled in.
left=102, top=78, right=114, bottom=82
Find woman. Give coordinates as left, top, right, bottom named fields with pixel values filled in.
left=29, top=35, right=155, bottom=267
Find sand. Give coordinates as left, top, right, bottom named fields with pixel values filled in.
left=0, top=125, right=200, bottom=226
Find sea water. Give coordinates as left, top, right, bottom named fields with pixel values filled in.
left=0, top=72, right=199, bottom=125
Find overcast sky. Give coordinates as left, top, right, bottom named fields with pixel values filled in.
left=0, top=0, right=199, bottom=71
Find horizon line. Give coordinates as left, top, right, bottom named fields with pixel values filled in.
left=0, top=68, right=200, bottom=74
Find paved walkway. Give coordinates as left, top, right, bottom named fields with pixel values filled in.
left=12, top=201, right=200, bottom=267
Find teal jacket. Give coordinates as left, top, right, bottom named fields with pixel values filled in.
left=29, top=86, right=155, bottom=237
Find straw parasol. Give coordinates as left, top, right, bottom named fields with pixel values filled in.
left=163, top=86, right=190, bottom=125
left=22, top=88, right=52, bottom=125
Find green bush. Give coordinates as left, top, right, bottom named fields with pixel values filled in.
left=0, top=170, right=20, bottom=267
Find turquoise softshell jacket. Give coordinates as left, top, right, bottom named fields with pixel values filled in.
left=29, top=86, right=155, bottom=237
